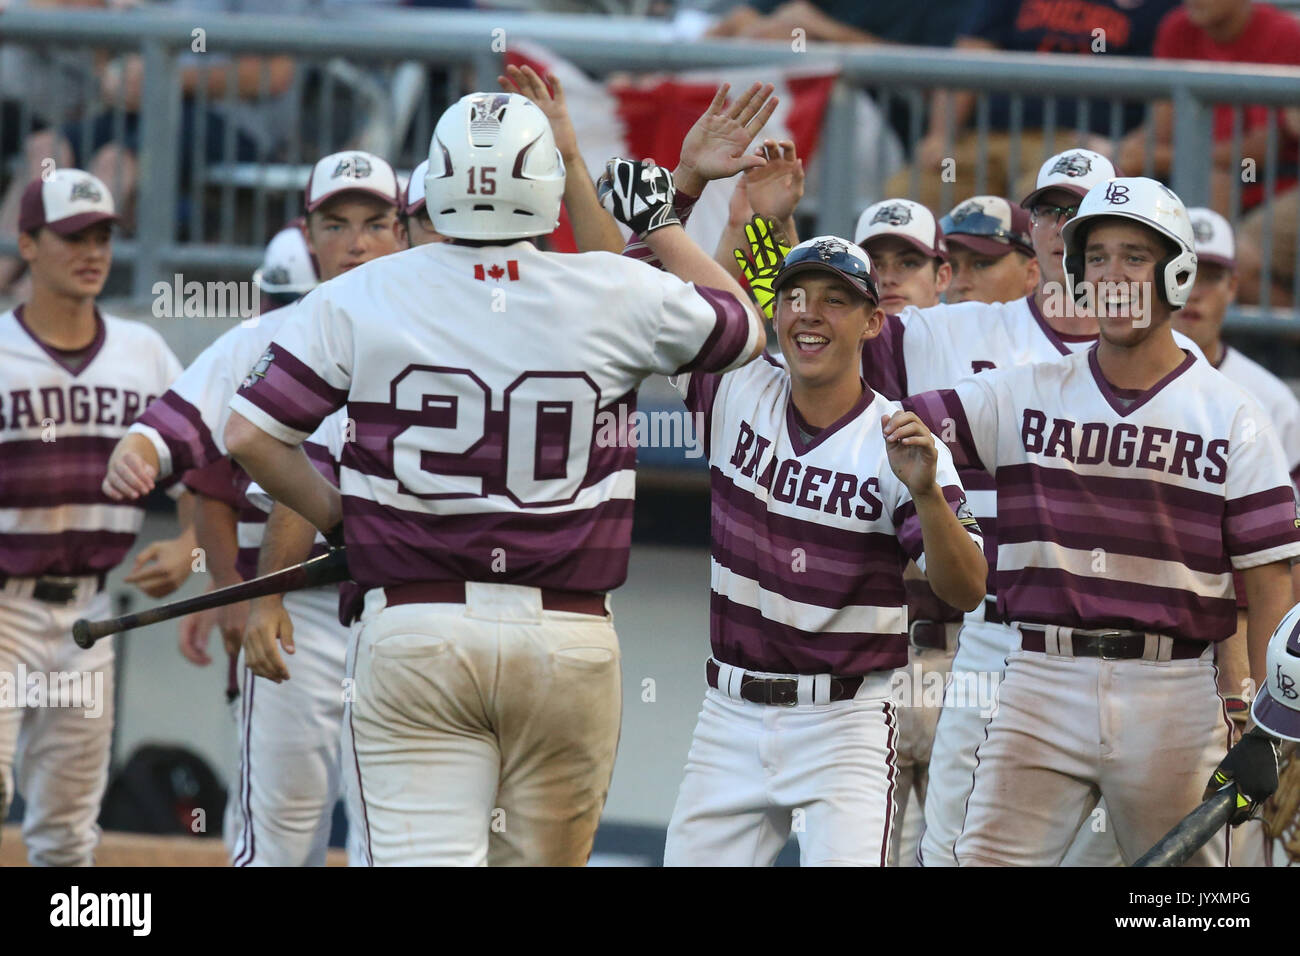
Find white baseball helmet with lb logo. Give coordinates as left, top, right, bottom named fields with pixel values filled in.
left=1061, top=176, right=1198, bottom=308
left=424, top=92, right=565, bottom=241
left=1253, top=600, right=1300, bottom=742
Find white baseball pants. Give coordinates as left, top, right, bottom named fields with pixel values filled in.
left=889, top=640, right=953, bottom=866
left=0, top=586, right=113, bottom=866
left=228, top=586, right=355, bottom=867
left=346, top=583, right=622, bottom=866
left=956, top=642, right=1232, bottom=867
left=664, top=671, right=898, bottom=867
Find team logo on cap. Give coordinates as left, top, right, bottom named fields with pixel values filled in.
left=1051, top=153, right=1093, bottom=178
left=950, top=200, right=985, bottom=224
left=332, top=155, right=373, bottom=181
left=469, top=93, right=512, bottom=147
left=69, top=178, right=103, bottom=204
left=813, top=237, right=851, bottom=261
left=241, top=349, right=275, bottom=390
left=1103, top=182, right=1131, bottom=205
left=261, top=266, right=291, bottom=287
left=1191, top=217, right=1214, bottom=243
left=870, top=202, right=913, bottom=227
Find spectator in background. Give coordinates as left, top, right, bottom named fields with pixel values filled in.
left=1117, top=0, right=1300, bottom=213
left=0, top=0, right=303, bottom=293
left=886, top=0, right=1179, bottom=212
left=1236, top=107, right=1300, bottom=306
left=707, top=0, right=967, bottom=49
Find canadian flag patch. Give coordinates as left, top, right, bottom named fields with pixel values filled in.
left=474, top=261, right=519, bottom=282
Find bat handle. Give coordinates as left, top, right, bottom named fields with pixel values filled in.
left=73, top=618, right=94, bottom=649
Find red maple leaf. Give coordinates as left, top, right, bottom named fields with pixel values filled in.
left=487, top=264, right=504, bottom=280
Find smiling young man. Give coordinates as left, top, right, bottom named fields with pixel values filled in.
left=941, top=195, right=1039, bottom=305
left=664, top=235, right=986, bottom=866
left=905, top=178, right=1300, bottom=865
left=854, top=198, right=951, bottom=314
left=102, top=149, right=404, bottom=867
left=0, top=169, right=192, bottom=865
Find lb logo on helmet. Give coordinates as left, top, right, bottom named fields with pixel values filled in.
left=332, top=155, right=373, bottom=181
left=1103, top=182, right=1131, bottom=205
left=870, top=202, right=913, bottom=227
left=1050, top=152, right=1093, bottom=178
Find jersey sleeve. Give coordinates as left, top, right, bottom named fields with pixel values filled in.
left=227, top=289, right=352, bottom=445
left=904, top=372, right=1002, bottom=475
left=129, top=327, right=241, bottom=479
left=1222, top=402, right=1300, bottom=570
left=180, top=456, right=244, bottom=511
left=620, top=189, right=700, bottom=270
left=860, top=312, right=908, bottom=400
left=886, top=432, right=984, bottom=570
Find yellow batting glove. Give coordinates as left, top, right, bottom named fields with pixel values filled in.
left=734, top=215, right=789, bottom=319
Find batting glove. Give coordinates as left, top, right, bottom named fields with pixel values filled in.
left=734, top=215, right=789, bottom=319
left=1204, top=725, right=1279, bottom=825
left=596, top=158, right=680, bottom=236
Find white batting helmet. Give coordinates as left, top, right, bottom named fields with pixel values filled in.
left=253, top=223, right=318, bottom=296
left=1252, top=601, right=1300, bottom=742
left=424, top=92, right=565, bottom=241
left=1061, top=176, right=1198, bottom=307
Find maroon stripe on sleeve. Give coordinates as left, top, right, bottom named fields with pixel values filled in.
left=710, top=594, right=908, bottom=676
left=684, top=373, right=723, bottom=460
left=1224, top=485, right=1300, bottom=558
left=861, top=312, right=908, bottom=400
left=893, top=483, right=970, bottom=563
left=235, top=346, right=348, bottom=436
left=905, top=389, right=986, bottom=472
left=134, top=389, right=223, bottom=475
left=674, top=286, right=751, bottom=374
left=181, top=456, right=244, bottom=510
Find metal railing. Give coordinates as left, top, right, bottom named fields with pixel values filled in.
left=2, top=6, right=1299, bottom=339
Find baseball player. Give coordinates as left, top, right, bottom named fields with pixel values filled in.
left=858, top=148, right=1181, bottom=867
left=102, top=149, right=405, bottom=866
left=854, top=198, right=951, bottom=315
left=223, top=92, right=766, bottom=866
left=254, top=220, right=320, bottom=311
left=940, top=195, right=1040, bottom=305
left=0, top=169, right=189, bottom=865
left=662, top=232, right=986, bottom=867
left=905, top=177, right=1300, bottom=866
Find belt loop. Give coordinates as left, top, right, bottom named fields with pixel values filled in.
left=1044, top=625, right=1070, bottom=657
left=814, top=673, right=831, bottom=704
left=796, top=674, right=813, bottom=705
left=716, top=660, right=744, bottom=699
left=1154, top=634, right=1173, bottom=663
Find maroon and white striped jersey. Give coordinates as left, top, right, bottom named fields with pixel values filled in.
left=228, top=240, right=757, bottom=595
left=676, top=356, right=981, bottom=677
left=1215, top=345, right=1300, bottom=492
left=907, top=347, right=1300, bottom=642
left=129, top=305, right=296, bottom=478
left=0, top=306, right=182, bottom=576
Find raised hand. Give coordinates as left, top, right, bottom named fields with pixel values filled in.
left=498, top=63, right=579, bottom=161
left=733, top=215, right=789, bottom=319
left=744, top=139, right=805, bottom=223
left=597, top=158, right=680, bottom=235
left=677, top=82, right=779, bottom=194
left=882, top=411, right=939, bottom=496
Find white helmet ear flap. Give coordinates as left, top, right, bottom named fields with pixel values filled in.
left=1158, top=248, right=1198, bottom=307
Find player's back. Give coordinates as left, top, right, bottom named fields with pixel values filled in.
left=237, top=239, right=754, bottom=600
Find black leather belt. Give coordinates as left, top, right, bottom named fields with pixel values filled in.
left=0, top=573, right=106, bottom=606
left=909, top=620, right=954, bottom=651
left=383, top=580, right=608, bottom=617
left=706, top=659, right=864, bottom=706
left=1018, top=625, right=1204, bottom=660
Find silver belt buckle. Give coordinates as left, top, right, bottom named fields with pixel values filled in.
left=1090, top=629, right=1127, bottom=660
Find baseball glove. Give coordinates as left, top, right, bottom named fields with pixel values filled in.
left=1262, top=742, right=1300, bottom=864
left=734, top=215, right=790, bottom=319
left=596, top=158, right=680, bottom=236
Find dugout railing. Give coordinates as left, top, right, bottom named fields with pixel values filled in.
left=2, top=5, right=1299, bottom=343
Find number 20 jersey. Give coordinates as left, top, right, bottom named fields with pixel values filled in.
left=228, top=240, right=756, bottom=595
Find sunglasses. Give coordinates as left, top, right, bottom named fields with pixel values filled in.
left=939, top=208, right=1033, bottom=249
left=779, top=239, right=880, bottom=304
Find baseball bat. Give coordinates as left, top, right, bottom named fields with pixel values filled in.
left=1131, top=785, right=1238, bottom=867
left=71, top=548, right=351, bottom=649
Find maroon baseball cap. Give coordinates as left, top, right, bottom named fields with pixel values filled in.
left=19, top=169, right=119, bottom=236
left=940, top=196, right=1034, bottom=258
